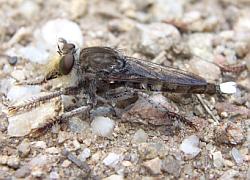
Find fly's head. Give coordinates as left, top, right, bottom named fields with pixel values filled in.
left=42, top=38, right=80, bottom=87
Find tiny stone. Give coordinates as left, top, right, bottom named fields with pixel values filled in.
left=130, top=23, right=180, bottom=57
left=7, top=85, right=41, bottom=102
left=189, top=58, right=221, bottom=81
left=103, top=153, right=121, bottom=167
left=29, top=155, right=48, bottom=168
left=57, top=131, right=69, bottom=144
left=103, top=174, right=124, bottom=180
left=7, top=156, right=20, bottom=169
left=180, top=135, right=201, bottom=158
left=38, top=19, right=83, bottom=49
left=212, top=151, right=224, bottom=168
left=0, top=155, right=8, bottom=164
left=31, top=167, right=44, bottom=177
left=143, top=157, right=162, bottom=175
left=70, top=0, right=88, bottom=19
left=14, top=166, right=31, bottom=178
left=131, top=129, right=148, bottom=144
left=49, top=171, right=60, bottom=179
left=68, top=117, right=89, bottom=133
left=161, top=155, right=181, bottom=177
left=19, top=0, right=40, bottom=19
left=220, top=112, right=228, bottom=118
left=7, top=56, right=18, bottom=66
left=45, top=147, right=60, bottom=154
left=91, top=116, right=115, bottom=137
left=121, top=161, right=132, bottom=167
left=79, top=148, right=91, bottom=162
left=219, top=169, right=239, bottom=180
left=18, top=45, right=49, bottom=64
left=138, top=143, right=168, bottom=160
left=224, top=160, right=234, bottom=167
left=61, top=160, right=71, bottom=168
left=91, top=152, right=102, bottom=163
left=31, top=141, right=47, bottom=149
left=18, top=139, right=31, bottom=158
left=64, top=139, right=81, bottom=151
left=231, top=147, right=244, bottom=165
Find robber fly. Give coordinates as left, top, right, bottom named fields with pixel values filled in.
left=7, top=38, right=236, bottom=136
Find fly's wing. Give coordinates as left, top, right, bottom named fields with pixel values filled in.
left=79, top=47, right=216, bottom=94
left=102, top=56, right=207, bottom=85
left=99, top=56, right=217, bottom=94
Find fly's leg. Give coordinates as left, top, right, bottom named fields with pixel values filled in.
left=8, top=86, right=80, bottom=115
left=106, top=87, right=196, bottom=129
left=29, top=105, right=91, bottom=137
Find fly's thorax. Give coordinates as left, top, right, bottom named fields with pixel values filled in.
left=79, top=47, right=124, bottom=74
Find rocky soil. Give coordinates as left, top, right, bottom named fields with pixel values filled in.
left=0, top=0, right=249, bottom=179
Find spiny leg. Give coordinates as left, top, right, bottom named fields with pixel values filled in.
left=106, top=87, right=196, bottom=129
left=29, top=105, right=91, bottom=137
left=8, top=86, right=80, bottom=115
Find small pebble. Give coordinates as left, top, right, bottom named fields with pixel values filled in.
left=130, top=23, right=180, bottom=57
left=79, top=148, right=91, bottom=162
left=7, top=85, right=41, bottom=101
left=29, top=155, right=48, bottom=168
left=68, top=117, right=89, bottom=133
left=19, top=0, right=40, bottom=19
left=131, top=129, right=148, bottom=144
left=70, top=0, right=88, bottom=19
left=61, top=160, right=71, bottom=168
left=15, top=166, right=31, bottom=178
left=143, top=157, right=162, bottom=175
left=103, top=153, right=121, bottom=167
left=103, top=174, right=124, bottom=180
left=7, top=156, right=20, bottom=169
left=49, top=171, right=60, bottom=179
left=91, top=116, right=115, bottom=137
left=39, top=19, right=83, bottom=49
left=18, top=45, right=49, bottom=64
left=189, top=58, right=221, bottom=81
left=212, top=151, right=224, bottom=168
left=8, top=98, right=61, bottom=137
left=231, top=147, right=244, bottom=165
left=31, top=141, right=47, bottom=149
left=180, top=135, right=201, bottom=158
left=18, top=139, right=31, bottom=158
left=219, top=169, right=239, bottom=180
left=161, top=155, right=181, bottom=177
left=138, top=143, right=168, bottom=160
left=7, top=56, right=18, bottom=66
left=45, top=147, right=60, bottom=154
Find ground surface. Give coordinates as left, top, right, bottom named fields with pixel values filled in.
left=0, top=0, right=249, bottom=179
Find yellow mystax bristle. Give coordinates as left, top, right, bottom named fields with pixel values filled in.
left=42, top=53, right=61, bottom=75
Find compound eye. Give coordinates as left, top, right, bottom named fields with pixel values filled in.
left=59, top=54, right=74, bottom=75
left=65, top=43, right=75, bottom=52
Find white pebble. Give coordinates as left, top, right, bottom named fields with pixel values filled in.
left=39, top=19, right=83, bottom=49
left=219, top=82, right=237, bottom=94
left=91, top=116, right=115, bottom=137
left=8, top=98, right=61, bottom=137
left=7, top=86, right=41, bottom=101
left=18, top=45, right=49, bottom=64
left=19, top=0, right=40, bottom=19
left=103, top=153, right=121, bottom=167
left=79, top=148, right=91, bottom=161
left=231, top=147, right=244, bottom=165
left=180, top=135, right=201, bottom=157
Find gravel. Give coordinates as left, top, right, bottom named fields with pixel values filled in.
left=0, top=0, right=249, bottom=179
